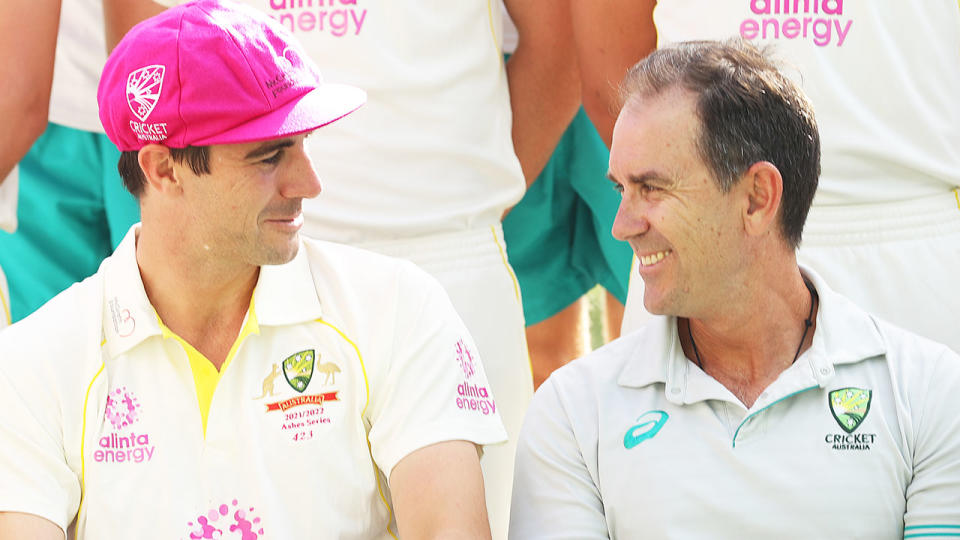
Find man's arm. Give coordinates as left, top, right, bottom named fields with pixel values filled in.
left=103, top=0, right=169, bottom=51
left=571, top=0, right=657, bottom=147
left=390, top=440, right=491, bottom=540
left=0, top=0, right=60, bottom=183
left=509, top=377, right=609, bottom=539
left=0, top=513, right=64, bottom=540
left=903, top=348, right=960, bottom=532
left=503, top=0, right=580, bottom=188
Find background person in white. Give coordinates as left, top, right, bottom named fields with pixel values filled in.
left=509, top=40, right=960, bottom=538
left=0, top=2, right=503, bottom=537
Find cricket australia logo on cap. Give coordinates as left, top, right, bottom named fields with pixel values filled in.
left=126, top=65, right=165, bottom=121
left=824, top=387, right=876, bottom=451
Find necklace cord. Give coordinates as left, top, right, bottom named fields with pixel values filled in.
left=687, top=277, right=818, bottom=371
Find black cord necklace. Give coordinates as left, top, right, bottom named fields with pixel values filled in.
left=687, top=278, right=818, bottom=371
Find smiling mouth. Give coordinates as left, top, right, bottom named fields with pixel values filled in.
left=639, top=250, right=672, bottom=267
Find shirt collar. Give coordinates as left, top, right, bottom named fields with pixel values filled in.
left=252, top=239, right=323, bottom=326
left=102, top=225, right=163, bottom=358
left=617, top=265, right=887, bottom=396
left=102, top=228, right=323, bottom=358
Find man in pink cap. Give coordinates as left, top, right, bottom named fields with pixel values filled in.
left=0, top=1, right=505, bottom=538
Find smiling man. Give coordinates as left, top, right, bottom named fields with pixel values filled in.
left=0, top=1, right=505, bottom=538
left=508, top=39, right=960, bottom=539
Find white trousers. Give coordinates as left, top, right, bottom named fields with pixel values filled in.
left=358, top=224, right=533, bottom=540
left=622, top=190, right=960, bottom=354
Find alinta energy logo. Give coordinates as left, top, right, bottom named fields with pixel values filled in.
left=96, top=386, right=157, bottom=464
left=268, top=0, right=367, bottom=37
left=739, top=0, right=853, bottom=48
left=825, top=387, right=875, bottom=451
left=455, top=338, right=496, bottom=416
left=624, top=410, right=669, bottom=449
left=126, top=64, right=169, bottom=143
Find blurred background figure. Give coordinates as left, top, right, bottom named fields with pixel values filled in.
left=0, top=0, right=164, bottom=325
left=501, top=3, right=634, bottom=390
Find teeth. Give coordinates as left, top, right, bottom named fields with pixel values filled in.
left=640, top=250, right=671, bottom=267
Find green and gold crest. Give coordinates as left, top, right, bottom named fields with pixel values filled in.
left=829, top=387, right=872, bottom=433
left=282, top=349, right=315, bottom=393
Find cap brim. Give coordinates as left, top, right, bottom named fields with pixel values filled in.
left=191, top=83, right=366, bottom=146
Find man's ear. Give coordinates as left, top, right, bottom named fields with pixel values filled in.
left=740, top=161, right=783, bottom=237
left=137, top=145, right=181, bottom=196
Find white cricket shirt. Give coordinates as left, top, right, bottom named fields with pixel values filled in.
left=0, top=226, right=507, bottom=538
left=652, top=0, right=960, bottom=205
left=510, top=270, right=960, bottom=539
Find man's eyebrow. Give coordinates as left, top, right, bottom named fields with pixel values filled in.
left=244, top=139, right=295, bottom=160
left=606, top=171, right=670, bottom=184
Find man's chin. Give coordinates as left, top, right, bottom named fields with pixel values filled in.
left=258, top=238, right=300, bottom=266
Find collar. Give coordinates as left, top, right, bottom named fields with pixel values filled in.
left=252, top=240, right=323, bottom=326
left=102, top=227, right=323, bottom=358
left=617, top=265, right=887, bottom=402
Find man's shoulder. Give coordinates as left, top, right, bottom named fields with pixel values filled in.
left=0, top=272, right=104, bottom=376
left=541, top=327, right=661, bottom=409
left=299, top=237, right=443, bottom=292
left=869, top=315, right=960, bottom=375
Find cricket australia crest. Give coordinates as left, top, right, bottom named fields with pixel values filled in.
left=829, top=387, right=872, bottom=433
left=282, top=350, right=315, bottom=393
left=126, top=65, right=165, bottom=121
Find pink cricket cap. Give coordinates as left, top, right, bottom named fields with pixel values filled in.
left=98, top=0, right=366, bottom=151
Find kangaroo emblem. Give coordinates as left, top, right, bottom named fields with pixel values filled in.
left=316, top=362, right=341, bottom=385
left=254, top=363, right=281, bottom=400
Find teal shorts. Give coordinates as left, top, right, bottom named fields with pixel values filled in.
left=503, top=107, right=632, bottom=326
left=0, top=122, right=140, bottom=321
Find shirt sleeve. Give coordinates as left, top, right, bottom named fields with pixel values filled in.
left=0, top=346, right=80, bottom=533
left=509, top=376, right=610, bottom=540
left=365, top=263, right=508, bottom=478
left=903, top=347, right=960, bottom=537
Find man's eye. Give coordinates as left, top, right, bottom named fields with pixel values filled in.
left=639, top=183, right=662, bottom=194
left=612, top=183, right=624, bottom=194
left=261, top=151, right=282, bottom=165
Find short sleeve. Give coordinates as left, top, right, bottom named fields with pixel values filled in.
left=365, top=264, right=507, bottom=478
left=0, top=346, right=80, bottom=533
left=903, top=347, right=960, bottom=537
left=509, top=377, right=609, bottom=540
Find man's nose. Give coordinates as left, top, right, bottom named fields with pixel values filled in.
left=282, top=143, right=322, bottom=200
left=611, top=195, right=650, bottom=241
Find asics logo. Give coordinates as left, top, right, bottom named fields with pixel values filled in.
left=623, top=410, right=669, bottom=449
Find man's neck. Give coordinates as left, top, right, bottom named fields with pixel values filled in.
left=135, top=228, right=258, bottom=370
left=680, top=263, right=817, bottom=408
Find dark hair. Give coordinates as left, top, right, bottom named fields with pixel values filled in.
left=620, top=38, right=820, bottom=248
left=117, top=146, right=211, bottom=198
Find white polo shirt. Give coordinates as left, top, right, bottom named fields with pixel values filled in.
left=0, top=226, right=507, bottom=538
left=510, top=270, right=960, bottom=539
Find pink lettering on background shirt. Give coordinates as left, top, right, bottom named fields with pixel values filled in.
left=267, top=0, right=368, bottom=37
left=740, top=0, right=852, bottom=47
